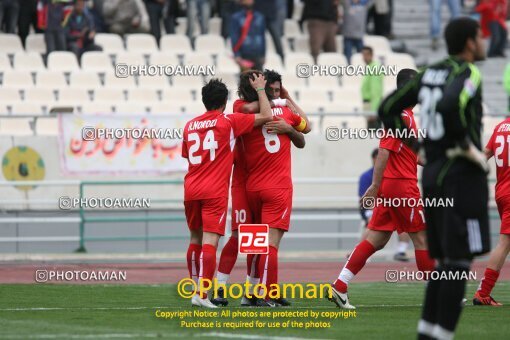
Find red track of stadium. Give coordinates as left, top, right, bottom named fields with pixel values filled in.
left=1, top=261, right=509, bottom=284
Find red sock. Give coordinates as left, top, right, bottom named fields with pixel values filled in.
left=199, top=244, right=217, bottom=298
left=478, top=268, right=500, bottom=297
left=186, top=243, right=201, bottom=283
left=258, top=245, right=278, bottom=298
left=247, top=254, right=260, bottom=278
left=334, top=240, right=376, bottom=293
left=218, top=237, right=238, bottom=275
left=415, top=249, right=435, bottom=275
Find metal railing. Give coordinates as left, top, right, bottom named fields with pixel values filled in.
left=0, top=178, right=501, bottom=253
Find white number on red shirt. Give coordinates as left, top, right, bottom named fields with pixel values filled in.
left=188, top=130, right=218, bottom=165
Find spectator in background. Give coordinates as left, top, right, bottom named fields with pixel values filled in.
left=0, top=0, right=20, bottom=33
left=64, top=0, right=102, bottom=58
left=342, top=0, right=370, bottom=64
left=186, top=0, right=211, bottom=39
left=144, top=0, right=165, bottom=42
left=42, top=0, right=72, bottom=54
left=230, top=0, right=265, bottom=71
left=162, top=0, right=179, bottom=34
left=255, top=0, right=284, bottom=60
left=360, top=46, right=383, bottom=117
left=103, top=0, right=149, bottom=35
left=429, top=0, right=460, bottom=50
left=476, top=0, right=507, bottom=57
left=89, top=0, right=106, bottom=33
left=301, top=0, right=338, bottom=63
left=220, top=0, right=240, bottom=39
left=366, top=0, right=392, bottom=38
left=504, top=62, right=510, bottom=112
left=18, top=0, right=42, bottom=47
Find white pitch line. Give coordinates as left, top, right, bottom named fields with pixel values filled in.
left=0, top=304, right=423, bottom=312
left=199, top=332, right=327, bottom=340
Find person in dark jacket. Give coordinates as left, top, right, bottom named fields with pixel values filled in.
left=255, top=0, right=284, bottom=59
left=230, top=0, right=266, bottom=71
left=301, top=0, right=338, bottom=63
left=64, top=0, right=102, bottom=58
left=44, top=0, right=72, bottom=53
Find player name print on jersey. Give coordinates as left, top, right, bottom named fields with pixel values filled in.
left=188, top=119, right=218, bottom=131
left=421, top=69, right=448, bottom=86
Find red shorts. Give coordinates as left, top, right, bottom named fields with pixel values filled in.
left=184, top=196, right=228, bottom=235
left=368, top=179, right=426, bottom=234
left=496, top=195, right=510, bottom=234
left=231, top=186, right=252, bottom=231
left=246, top=188, right=293, bottom=231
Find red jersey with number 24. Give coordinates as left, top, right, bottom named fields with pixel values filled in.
left=182, top=110, right=255, bottom=201
left=233, top=99, right=302, bottom=191
left=486, top=117, right=510, bottom=200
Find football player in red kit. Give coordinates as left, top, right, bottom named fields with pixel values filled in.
left=327, top=69, right=436, bottom=309
left=473, top=117, right=510, bottom=306
left=212, top=70, right=310, bottom=307
left=182, top=76, right=273, bottom=308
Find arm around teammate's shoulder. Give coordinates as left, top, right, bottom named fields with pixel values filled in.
left=250, top=74, right=273, bottom=127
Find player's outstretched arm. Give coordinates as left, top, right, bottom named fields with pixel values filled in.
left=250, top=74, right=273, bottom=127
left=361, top=148, right=389, bottom=203
left=281, top=86, right=311, bottom=133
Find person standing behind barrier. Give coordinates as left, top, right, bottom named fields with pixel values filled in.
left=186, top=0, right=210, bottom=39
left=360, top=46, right=383, bottom=128
left=255, top=0, right=284, bottom=60
left=41, top=0, right=72, bottom=54
left=342, top=0, right=370, bottom=64
left=429, top=0, right=460, bottom=50
left=301, top=0, right=338, bottom=63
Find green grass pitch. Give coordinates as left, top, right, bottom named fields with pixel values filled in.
left=0, top=282, right=509, bottom=339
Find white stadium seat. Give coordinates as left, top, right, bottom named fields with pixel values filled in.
left=285, top=52, right=314, bottom=72
left=81, top=51, right=113, bottom=72
left=114, top=103, right=148, bottom=114
left=10, top=102, right=45, bottom=116
left=265, top=53, right=284, bottom=70
left=47, top=51, right=80, bottom=72
left=0, top=34, right=23, bottom=53
left=308, top=74, right=341, bottom=89
left=95, top=33, right=125, bottom=52
left=128, top=88, right=159, bottom=102
left=137, top=75, right=170, bottom=88
left=25, top=34, right=46, bottom=53
left=36, top=71, right=68, bottom=88
left=57, top=88, right=91, bottom=103
left=126, top=33, right=158, bottom=52
left=150, top=102, right=185, bottom=114
left=81, top=102, right=114, bottom=114
left=281, top=71, right=307, bottom=88
left=171, top=75, right=204, bottom=89
left=0, top=87, right=21, bottom=104
left=181, top=52, right=213, bottom=66
left=284, top=19, right=301, bottom=38
left=24, top=88, right=56, bottom=102
left=13, top=52, right=45, bottom=72
left=0, top=118, right=33, bottom=135
left=293, top=36, right=310, bottom=53
left=0, top=53, right=12, bottom=70
left=216, top=55, right=239, bottom=74
left=161, top=88, right=195, bottom=103
left=94, top=88, right=126, bottom=102
left=317, top=53, right=348, bottom=67
left=149, top=53, right=180, bottom=66
left=364, top=35, right=392, bottom=52
left=160, top=34, right=193, bottom=54
left=295, top=87, right=331, bottom=103
left=194, top=34, right=225, bottom=54
left=115, top=52, right=146, bottom=65
left=69, top=71, right=102, bottom=89
left=209, top=17, right=222, bottom=36
left=103, top=72, right=136, bottom=89
left=35, top=117, right=59, bottom=135
left=2, top=70, right=34, bottom=88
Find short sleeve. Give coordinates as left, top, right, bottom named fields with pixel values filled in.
left=228, top=113, right=255, bottom=137
left=379, top=136, right=402, bottom=153
left=485, top=127, right=497, bottom=151
left=181, top=128, right=188, bottom=159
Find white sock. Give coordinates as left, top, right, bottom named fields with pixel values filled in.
left=337, top=268, right=355, bottom=286
left=216, top=272, right=230, bottom=286
left=246, top=275, right=259, bottom=294
left=397, top=241, right=409, bottom=254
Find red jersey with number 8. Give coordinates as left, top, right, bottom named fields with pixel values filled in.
left=233, top=99, right=302, bottom=191
left=486, top=117, right=510, bottom=200
left=182, top=110, right=255, bottom=201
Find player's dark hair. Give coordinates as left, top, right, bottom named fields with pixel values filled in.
left=238, top=70, right=263, bottom=103
left=396, top=69, right=417, bottom=89
left=202, top=78, right=228, bottom=111
left=444, top=17, right=479, bottom=55
left=362, top=46, right=373, bottom=55
left=371, top=148, right=378, bottom=159
left=264, top=69, right=282, bottom=86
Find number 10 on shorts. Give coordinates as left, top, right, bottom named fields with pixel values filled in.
left=238, top=224, right=269, bottom=254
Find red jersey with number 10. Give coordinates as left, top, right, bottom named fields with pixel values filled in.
left=486, top=117, right=510, bottom=200
left=233, top=99, right=302, bottom=191
left=182, top=110, right=255, bottom=201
